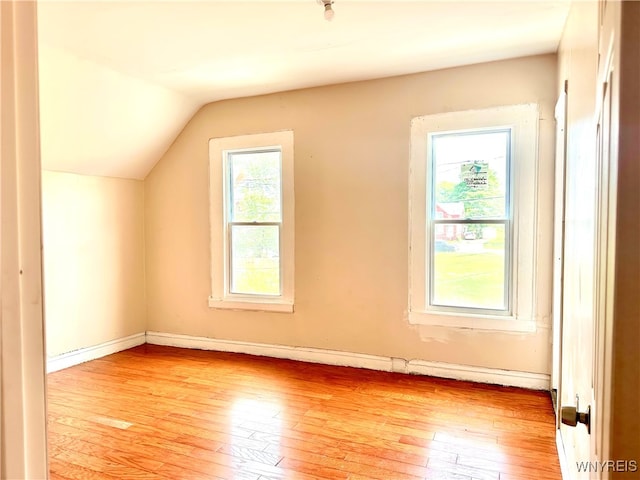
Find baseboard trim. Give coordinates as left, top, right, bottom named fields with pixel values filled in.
left=145, top=331, right=392, bottom=371
left=145, top=331, right=550, bottom=390
left=406, top=359, right=550, bottom=390
left=46, top=332, right=146, bottom=373
left=46, top=331, right=550, bottom=389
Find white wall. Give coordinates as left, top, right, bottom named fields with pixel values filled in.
left=38, top=44, right=198, bottom=179
left=42, top=171, right=146, bottom=358
left=145, top=54, right=557, bottom=376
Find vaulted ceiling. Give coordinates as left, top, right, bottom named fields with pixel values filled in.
left=37, top=0, right=570, bottom=179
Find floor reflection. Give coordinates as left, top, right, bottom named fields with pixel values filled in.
left=230, top=397, right=284, bottom=478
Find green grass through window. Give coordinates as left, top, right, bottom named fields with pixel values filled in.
left=433, top=251, right=505, bottom=309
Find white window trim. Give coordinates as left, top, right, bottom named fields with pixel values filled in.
left=209, top=131, right=294, bottom=313
left=409, top=105, right=539, bottom=332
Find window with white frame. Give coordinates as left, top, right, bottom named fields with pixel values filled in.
left=409, top=105, right=539, bottom=331
left=430, top=129, right=512, bottom=313
left=209, top=131, right=294, bottom=313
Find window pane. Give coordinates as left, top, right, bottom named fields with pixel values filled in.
left=230, top=225, right=280, bottom=295
left=432, top=224, right=507, bottom=310
left=229, top=150, right=281, bottom=222
left=433, top=131, right=509, bottom=219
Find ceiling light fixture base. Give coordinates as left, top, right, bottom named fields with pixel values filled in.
left=319, top=0, right=335, bottom=21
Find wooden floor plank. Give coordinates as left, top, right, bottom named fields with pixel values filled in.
left=48, top=344, right=561, bottom=480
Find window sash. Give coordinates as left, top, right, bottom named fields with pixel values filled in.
left=428, top=218, right=512, bottom=314
left=227, top=222, right=282, bottom=297
left=227, top=148, right=283, bottom=223
left=224, top=148, right=284, bottom=299
left=427, top=128, right=513, bottom=315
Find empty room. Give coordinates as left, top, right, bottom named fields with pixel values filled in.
left=1, top=1, right=638, bottom=479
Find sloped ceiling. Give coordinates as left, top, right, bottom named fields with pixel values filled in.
left=37, top=0, right=570, bottom=180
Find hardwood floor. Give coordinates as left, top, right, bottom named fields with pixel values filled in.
left=47, top=345, right=561, bottom=480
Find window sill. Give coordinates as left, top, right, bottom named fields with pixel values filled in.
left=208, top=296, right=294, bottom=313
left=408, top=310, right=536, bottom=332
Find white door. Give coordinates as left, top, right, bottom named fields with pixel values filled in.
left=556, top=97, right=598, bottom=478
left=556, top=13, right=617, bottom=480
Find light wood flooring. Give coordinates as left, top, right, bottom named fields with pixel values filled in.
left=47, top=344, right=561, bottom=480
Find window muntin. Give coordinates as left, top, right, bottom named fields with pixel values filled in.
left=428, top=129, right=512, bottom=313
left=226, top=149, right=282, bottom=296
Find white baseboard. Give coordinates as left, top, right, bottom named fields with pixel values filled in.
left=145, top=331, right=392, bottom=371
left=145, top=331, right=550, bottom=390
left=406, top=359, right=550, bottom=390
left=47, top=332, right=146, bottom=373
left=47, top=331, right=550, bottom=390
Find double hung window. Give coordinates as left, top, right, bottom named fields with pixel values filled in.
left=409, top=105, right=539, bottom=331
left=209, top=131, right=294, bottom=312
left=226, top=148, right=282, bottom=296
left=429, top=129, right=512, bottom=313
